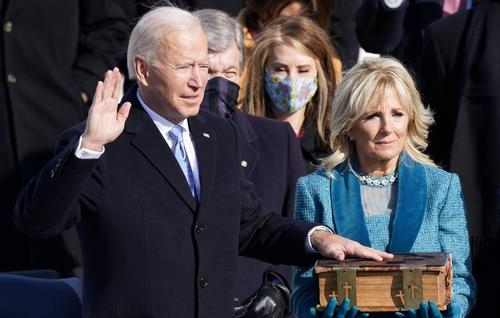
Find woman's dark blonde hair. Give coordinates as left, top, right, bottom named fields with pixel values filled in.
left=323, top=57, right=435, bottom=176
left=238, top=15, right=341, bottom=148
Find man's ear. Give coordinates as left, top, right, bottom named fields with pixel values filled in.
left=134, top=55, right=149, bottom=86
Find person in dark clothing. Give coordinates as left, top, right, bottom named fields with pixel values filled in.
left=356, top=0, right=472, bottom=71
left=0, top=0, right=131, bottom=275
left=330, top=0, right=363, bottom=70
left=195, top=9, right=306, bottom=317
left=417, top=1, right=500, bottom=316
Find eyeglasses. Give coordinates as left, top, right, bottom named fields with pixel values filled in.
left=164, top=61, right=209, bottom=76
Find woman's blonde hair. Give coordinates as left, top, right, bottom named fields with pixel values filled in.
left=322, top=57, right=435, bottom=175
left=239, top=15, right=341, bottom=148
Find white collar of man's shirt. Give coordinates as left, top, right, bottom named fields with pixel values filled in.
left=136, top=89, right=201, bottom=197
left=136, top=89, right=190, bottom=138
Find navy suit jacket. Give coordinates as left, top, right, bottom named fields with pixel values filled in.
left=14, top=88, right=316, bottom=318
left=226, top=106, right=306, bottom=305
left=200, top=77, right=306, bottom=304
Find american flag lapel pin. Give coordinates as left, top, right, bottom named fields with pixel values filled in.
left=203, top=132, right=210, bottom=138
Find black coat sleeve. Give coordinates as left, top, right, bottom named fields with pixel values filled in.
left=355, top=0, right=409, bottom=54
left=14, top=125, right=102, bottom=239
left=230, top=121, right=316, bottom=267
left=72, top=0, right=133, bottom=98
left=283, top=123, right=306, bottom=219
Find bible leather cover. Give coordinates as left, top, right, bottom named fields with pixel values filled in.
left=315, top=253, right=452, bottom=312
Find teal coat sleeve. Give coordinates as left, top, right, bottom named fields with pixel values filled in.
left=291, top=171, right=333, bottom=318
left=436, top=173, right=476, bottom=316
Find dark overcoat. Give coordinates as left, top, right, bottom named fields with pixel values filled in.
left=14, top=89, right=316, bottom=318
left=417, top=3, right=500, bottom=316
left=0, top=0, right=131, bottom=272
left=356, top=0, right=445, bottom=69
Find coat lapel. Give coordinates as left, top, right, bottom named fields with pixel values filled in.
left=388, top=155, right=427, bottom=252
left=329, top=154, right=428, bottom=252
left=188, top=114, right=216, bottom=213
left=123, top=90, right=197, bottom=212
left=330, top=164, right=372, bottom=247
left=232, top=111, right=259, bottom=177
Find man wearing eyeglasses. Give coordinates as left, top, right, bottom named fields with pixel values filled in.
left=14, top=6, right=392, bottom=318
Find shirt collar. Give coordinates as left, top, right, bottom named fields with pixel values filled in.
left=136, top=89, right=189, bottom=135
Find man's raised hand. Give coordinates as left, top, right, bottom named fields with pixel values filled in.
left=81, top=68, right=131, bottom=151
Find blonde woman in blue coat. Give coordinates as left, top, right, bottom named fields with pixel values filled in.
left=291, top=57, right=476, bottom=318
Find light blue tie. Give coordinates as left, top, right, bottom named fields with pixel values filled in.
left=169, top=125, right=198, bottom=202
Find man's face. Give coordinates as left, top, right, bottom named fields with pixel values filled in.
left=138, top=25, right=209, bottom=123
left=208, top=40, right=241, bottom=85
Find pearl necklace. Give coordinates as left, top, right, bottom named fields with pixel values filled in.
left=348, top=162, right=398, bottom=188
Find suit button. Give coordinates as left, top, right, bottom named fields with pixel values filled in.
left=199, top=276, right=208, bottom=288
left=195, top=223, right=204, bottom=234
left=7, top=74, right=16, bottom=83
left=4, top=21, right=12, bottom=32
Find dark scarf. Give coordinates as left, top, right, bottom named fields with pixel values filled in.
left=200, top=76, right=240, bottom=119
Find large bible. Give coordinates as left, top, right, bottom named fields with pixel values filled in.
left=315, top=253, right=452, bottom=312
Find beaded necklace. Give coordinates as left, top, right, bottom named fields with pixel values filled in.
left=348, top=162, right=398, bottom=188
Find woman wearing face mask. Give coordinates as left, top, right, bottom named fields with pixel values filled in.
left=239, top=15, right=342, bottom=172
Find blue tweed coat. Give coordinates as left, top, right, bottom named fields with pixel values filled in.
left=291, top=155, right=476, bottom=318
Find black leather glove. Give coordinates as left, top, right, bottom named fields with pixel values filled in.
left=234, top=271, right=291, bottom=318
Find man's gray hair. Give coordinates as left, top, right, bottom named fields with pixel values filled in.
left=127, top=6, right=202, bottom=80
left=194, top=9, right=244, bottom=71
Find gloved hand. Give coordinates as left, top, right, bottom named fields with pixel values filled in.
left=394, top=301, right=461, bottom=318
left=234, top=271, right=291, bottom=318
left=310, top=297, right=369, bottom=318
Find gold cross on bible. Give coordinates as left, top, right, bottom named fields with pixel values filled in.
left=342, top=282, right=352, bottom=298
left=395, top=290, right=405, bottom=307
left=409, top=283, right=419, bottom=299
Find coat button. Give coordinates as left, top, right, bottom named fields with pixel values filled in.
left=195, top=223, right=204, bottom=234
left=7, top=74, right=16, bottom=83
left=4, top=21, right=12, bottom=33
left=199, top=276, right=208, bottom=288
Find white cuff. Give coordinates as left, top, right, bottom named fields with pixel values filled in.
left=75, top=135, right=105, bottom=159
left=383, top=0, right=404, bottom=9
left=305, top=225, right=334, bottom=254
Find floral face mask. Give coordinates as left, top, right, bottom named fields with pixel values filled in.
left=264, top=72, right=318, bottom=113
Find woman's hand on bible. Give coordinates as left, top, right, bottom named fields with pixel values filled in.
left=310, top=297, right=368, bottom=318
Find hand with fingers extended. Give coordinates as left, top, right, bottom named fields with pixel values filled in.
left=394, top=301, right=461, bottom=318
left=310, top=297, right=368, bottom=318
left=82, top=67, right=131, bottom=151
left=310, top=230, right=394, bottom=262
